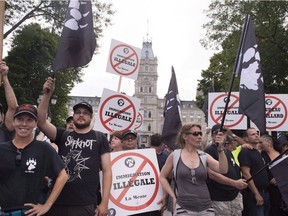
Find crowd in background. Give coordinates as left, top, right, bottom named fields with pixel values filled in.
left=0, top=61, right=287, bottom=216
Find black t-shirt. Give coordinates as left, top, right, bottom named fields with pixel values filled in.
left=238, top=148, right=269, bottom=190
left=0, top=124, right=14, bottom=143
left=204, top=144, right=241, bottom=201
left=156, top=151, right=169, bottom=171
left=0, top=140, right=64, bottom=210
left=53, top=128, right=110, bottom=206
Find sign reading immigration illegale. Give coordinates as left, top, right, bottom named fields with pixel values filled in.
left=133, top=111, right=143, bottom=131
left=94, top=88, right=141, bottom=133
left=107, top=149, right=163, bottom=216
left=106, top=39, right=142, bottom=80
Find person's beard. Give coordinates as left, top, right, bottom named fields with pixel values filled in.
left=74, top=120, right=91, bottom=129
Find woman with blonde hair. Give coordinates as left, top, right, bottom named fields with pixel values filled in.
left=160, top=123, right=228, bottom=216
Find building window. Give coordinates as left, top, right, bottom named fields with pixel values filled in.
left=144, top=110, right=147, bottom=118
left=148, top=124, right=151, bottom=131
left=148, top=111, right=152, bottom=118
left=145, top=66, right=148, bottom=71
left=140, top=87, right=143, bottom=92
left=149, top=87, right=152, bottom=93
left=145, top=50, right=149, bottom=58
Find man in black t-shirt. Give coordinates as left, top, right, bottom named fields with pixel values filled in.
left=150, top=133, right=168, bottom=171
left=38, top=77, right=112, bottom=216
left=204, top=124, right=247, bottom=216
left=238, top=128, right=270, bottom=216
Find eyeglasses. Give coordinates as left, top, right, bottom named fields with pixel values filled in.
left=191, top=169, right=197, bottom=184
left=123, top=136, right=137, bottom=141
left=15, top=149, right=23, bottom=166
left=74, top=110, right=91, bottom=116
left=186, top=131, right=202, bottom=137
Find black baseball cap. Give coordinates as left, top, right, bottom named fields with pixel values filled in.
left=122, top=130, right=137, bottom=139
left=73, top=102, right=93, bottom=114
left=14, top=104, right=37, bottom=120
left=212, top=124, right=227, bottom=134
left=225, top=135, right=235, bottom=145
left=66, top=116, right=73, bottom=123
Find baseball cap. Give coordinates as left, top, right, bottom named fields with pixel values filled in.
left=122, top=130, right=137, bottom=139
left=14, top=104, right=37, bottom=119
left=225, top=135, right=235, bottom=145
left=73, top=102, right=93, bottom=114
left=212, top=124, right=227, bottom=134
left=66, top=116, right=73, bottom=123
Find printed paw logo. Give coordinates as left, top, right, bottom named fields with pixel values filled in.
left=65, top=0, right=91, bottom=31
left=26, top=158, right=37, bottom=171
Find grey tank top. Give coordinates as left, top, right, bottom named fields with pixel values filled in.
left=176, top=156, right=212, bottom=212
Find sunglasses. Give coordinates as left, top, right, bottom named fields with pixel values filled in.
left=15, top=149, right=23, bottom=166
left=123, top=136, right=137, bottom=141
left=186, top=131, right=203, bottom=137
left=191, top=169, right=197, bottom=184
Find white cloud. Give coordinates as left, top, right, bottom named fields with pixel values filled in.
left=70, top=0, right=215, bottom=100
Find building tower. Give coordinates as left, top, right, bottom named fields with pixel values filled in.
left=134, top=39, right=159, bottom=147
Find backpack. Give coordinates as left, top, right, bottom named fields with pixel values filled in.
left=172, top=149, right=207, bottom=196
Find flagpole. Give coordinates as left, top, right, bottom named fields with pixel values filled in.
left=247, top=147, right=288, bottom=183
left=0, top=0, right=5, bottom=85
left=117, top=76, right=122, bottom=93
left=219, top=14, right=250, bottom=131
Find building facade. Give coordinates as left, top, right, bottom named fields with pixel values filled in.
left=68, top=40, right=206, bottom=147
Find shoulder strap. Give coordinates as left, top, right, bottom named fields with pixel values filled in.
left=93, top=130, right=103, bottom=143
left=197, top=150, right=207, bottom=170
left=173, top=149, right=181, bottom=178
left=61, top=130, right=71, bottom=144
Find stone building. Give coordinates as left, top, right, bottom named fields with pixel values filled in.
left=68, top=40, right=206, bottom=147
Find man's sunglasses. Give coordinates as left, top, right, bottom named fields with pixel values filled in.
left=15, top=149, right=23, bottom=166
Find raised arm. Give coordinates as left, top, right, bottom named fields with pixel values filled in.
left=0, top=61, right=18, bottom=131
left=207, top=132, right=228, bottom=174
left=37, top=77, right=57, bottom=141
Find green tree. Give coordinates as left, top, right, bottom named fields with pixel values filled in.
left=2, top=23, right=81, bottom=126
left=4, top=0, right=115, bottom=43
left=197, top=0, right=288, bottom=108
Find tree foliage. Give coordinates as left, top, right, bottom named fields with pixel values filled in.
left=197, top=0, right=288, bottom=108
left=4, top=0, right=115, bottom=42
left=2, top=23, right=81, bottom=126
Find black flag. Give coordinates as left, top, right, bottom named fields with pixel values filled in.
left=202, top=82, right=215, bottom=124
left=270, top=155, right=288, bottom=207
left=162, top=66, right=182, bottom=150
left=237, top=15, right=266, bottom=133
left=277, top=131, right=288, bottom=146
left=52, top=0, right=96, bottom=72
